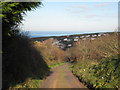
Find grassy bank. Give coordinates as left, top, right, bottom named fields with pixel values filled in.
left=3, top=33, right=49, bottom=89
left=48, top=62, right=65, bottom=69
left=11, top=78, right=43, bottom=88
left=67, top=32, right=120, bottom=88
left=12, top=62, right=65, bottom=88
left=7, top=37, right=66, bottom=89
left=71, top=55, right=120, bottom=88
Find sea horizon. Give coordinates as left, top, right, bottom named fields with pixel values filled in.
left=26, top=30, right=113, bottom=38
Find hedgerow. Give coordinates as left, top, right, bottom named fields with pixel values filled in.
left=71, top=55, right=120, bottom=88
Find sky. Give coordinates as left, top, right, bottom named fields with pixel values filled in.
left=22, top=0, right=118, bottom=32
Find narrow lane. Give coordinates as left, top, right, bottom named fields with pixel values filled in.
left=41, top=63, right=88, bottom=88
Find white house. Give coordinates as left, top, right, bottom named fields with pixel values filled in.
left=74, top=38, right=79, bottom=41
left=98, top=34, right=102, bottom=37
left=75, top=36, right=79, bottom=39
left=85, top=35, right=90, bottom=38
left=92, top=35, right=97, bottom=37
left=68, top=44, right=72, bottom=47
left=91, top=38, right=96, bottom=40
left=80, top=36, right=84, bottom=38
left=82, top=38, right=86, bottom=40
left=63, top=38, right=68, bottom=41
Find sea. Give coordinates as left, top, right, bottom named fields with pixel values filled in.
left=26, top=31, right=112, bottom=38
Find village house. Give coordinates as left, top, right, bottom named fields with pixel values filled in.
left=82, top=38, right=86, bottom=40
left=92, top=34, right=97, bottom=37
left=68, top=44, right=72, bottom=47
left=91, top=38, right=96, bottom=40
left=74, top=38, right=79, bottom=41
left=63, top=38, right=68, bottom=41
left=80, top=36, right=84, bottom=38
left=85, top=35, right=90, bottom=38
left=98, top=34, right=102, bottom=37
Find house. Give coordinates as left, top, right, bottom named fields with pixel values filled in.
left=74, top=38, right=79, bottom=41
left=103, top=33, right=108, bottom=36
left=49, top=38, right=54, bottom=40
left=82, top=38, right=86, bottom=40
left=98, top=34, right=102, bottom=37
left=80, top=36, right=84, bottom=38
left=85, top=35, right=90, bottom=38
left=63, top=38, right=68, bottom=41
left=75, top=36, right=79, bottom=39
left=91, top=38, right=96, bottom=40
left=92, top=34, right=97, bottom=37
left=68, top=44, right=72, bottom=47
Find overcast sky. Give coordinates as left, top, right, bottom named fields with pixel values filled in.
left=22, top=1, right=118, bottom=32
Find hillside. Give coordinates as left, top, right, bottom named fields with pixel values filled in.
left=31, top=32, right=113, bottom=50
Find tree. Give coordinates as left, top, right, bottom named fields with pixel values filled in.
left=1, top=1, right=41, bottom=36
left=1, top=2, right=48, bottom=89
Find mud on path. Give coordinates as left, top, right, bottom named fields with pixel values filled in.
left=41, top=63, right=88, bottom=88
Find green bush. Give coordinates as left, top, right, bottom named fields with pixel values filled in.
left=2, top=33, right=49, bottom=89
left=71, top=55, right=120, bottom=88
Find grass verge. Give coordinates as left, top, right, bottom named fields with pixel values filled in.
left=48, top=62, right=65, bottom=69
left=11, top=78, right=43, bottom=88
left=70, top=55, right=120, bottom=88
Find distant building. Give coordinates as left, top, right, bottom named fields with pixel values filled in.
left=92, top=35, right=97, bottom=37
left=103, top=33, right=108, bottom=36
left=80, top=36, right=84, bottom=38
left=98, top=34, right=102, bottom=37
left=82, top=38, right=86, bottom=40
left=49, top=38, right=54, bottom=40
left=63, top=38, right=68, bottom=41
left=91, top=38, right=96, bottom=40
left=74, top=38, right=79, bottom=41
left=85, top=35, right=90, bottom=38
left=75, top=36, right=79, bottom=39
left=68, top=44, right=72, bottom=47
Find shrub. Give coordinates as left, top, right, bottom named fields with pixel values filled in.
left=2, top=32, right=49, bottom=89
left=71, top=55, right=120, bottom=88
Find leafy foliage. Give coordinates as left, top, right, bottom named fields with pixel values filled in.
left=2, top=2, right=41, bottom=36
left=2, top=2, right=50, bottom=89
left=48, top=62, right=65, bottom=69
left=71, top=55, right=120, bottom=88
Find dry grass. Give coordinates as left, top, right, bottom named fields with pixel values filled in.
left=34, top=38, right=66, bottom=65
left=66, top=32, right=119, bottom=62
